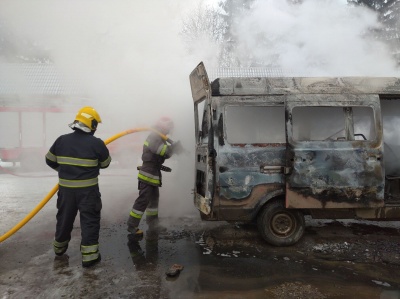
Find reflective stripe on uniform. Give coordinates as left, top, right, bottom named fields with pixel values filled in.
left=81, top=244, right=99, bottom=254
left=53, top=239, right=69, bottom=253
left=157, top=144, right=167, bottom=156
left=54, top=247, right=65, bottom=254
left=59, top=177, right=98, bottom=188
left=146, top=208, right=158, bottom=216
left=82, top=252, right=100, bottom=262
left=81, top=244, right=100, bottom=263
left=100, top=156, right=111, bottom=167
left=57, top=156, right=98, bottom=167
left=144, top=141, right=149, bottom=147
left=53, top=239, right=69, bottom=248
left=130, top=209, right=144, bottom=219
left=138, top=173, right=160, bottom=185
left=46, top=151, right=57, bottom=162
left=138, top=170, right=159, bottom=180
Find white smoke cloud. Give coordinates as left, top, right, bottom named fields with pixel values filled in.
left=0, top=0, right=205, bottom=217
left=0, top=1, right=198, bottom=125
left=2, top=0, right=400, bottom=223
left=231, top=0, right=400, bottom=76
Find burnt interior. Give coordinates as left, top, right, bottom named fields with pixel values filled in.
left=196, top=170, right=206, bottom=197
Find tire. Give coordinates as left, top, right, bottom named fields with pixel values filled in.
left=257, top=200, right=305, bottom=246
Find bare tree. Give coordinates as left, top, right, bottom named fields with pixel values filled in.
left=180, top=1, right=257, bottom=67
left=181, top=4, right=226, bottom=49
left=348, top=0, right=400, bottom=63
left=0, top=21, right=51, bottom=63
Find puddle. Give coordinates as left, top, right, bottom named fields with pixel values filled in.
left=90, top=219, right=400, bottom=299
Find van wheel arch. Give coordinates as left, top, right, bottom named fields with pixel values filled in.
left=254, top=190, right=286, bottom=217
left=257, top=198, right=305, bottom=246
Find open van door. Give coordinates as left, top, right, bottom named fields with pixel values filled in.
left=190, top=62, right=215, bottom=215
left=285, top=94, right=385, bottom=209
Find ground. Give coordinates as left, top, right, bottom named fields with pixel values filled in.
left=0, top=165, right=399, bottom=299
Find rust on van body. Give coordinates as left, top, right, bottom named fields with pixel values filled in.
left=286, top=147, right=385, bottom=208
left=217, top=144, right=285, bottom=199
left=190, top=62, right=400, bottom=224
left=217, top=184, right=284, bottom=221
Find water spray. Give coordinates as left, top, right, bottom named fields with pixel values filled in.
left=0, top=127, right=172, bottom=243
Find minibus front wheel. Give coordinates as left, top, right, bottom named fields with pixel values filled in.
left=257, top=199, right=305, bottom=246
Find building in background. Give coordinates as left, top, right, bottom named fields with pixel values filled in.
left=0, top=63, right=143, bottom=171
left=0, top=63, right=89, bottom=171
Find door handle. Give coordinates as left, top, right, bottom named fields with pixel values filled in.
left=260, top=166, right=290, bottom=174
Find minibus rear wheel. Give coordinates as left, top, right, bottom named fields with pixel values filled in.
left=257, top=200, right=305, bottom=246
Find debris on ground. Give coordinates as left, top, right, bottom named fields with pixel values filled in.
left=165, top=264, right=184, bottom=277
left=265, top=282, right=327, bottom=299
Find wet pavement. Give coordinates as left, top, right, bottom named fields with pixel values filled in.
left=1, top=168, right=400, bottom=299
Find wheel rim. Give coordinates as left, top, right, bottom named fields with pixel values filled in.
left=271, top=213, right=294, bottom=236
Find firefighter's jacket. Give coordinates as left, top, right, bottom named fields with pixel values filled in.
left=45, top=130, right=111, bottom=188
left=138, top=132, right=172, bottom=187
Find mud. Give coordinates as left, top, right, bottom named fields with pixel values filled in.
left=0, top=169, right=400, bottom=299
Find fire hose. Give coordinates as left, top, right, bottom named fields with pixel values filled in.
left=0, top=127, right=173, bottom=243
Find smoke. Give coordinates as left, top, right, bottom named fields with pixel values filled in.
left=0, top=0, right=207, bottom=219
left=2, top=0, right=400, bottom=224
left=230, top=0, right=400, bottom=76
left=0, top=1, right=197, bottom=125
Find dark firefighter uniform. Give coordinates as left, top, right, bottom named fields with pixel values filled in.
left=127, top=131, right=173, bottom=233
left=46, top=126, right=111, bottom=267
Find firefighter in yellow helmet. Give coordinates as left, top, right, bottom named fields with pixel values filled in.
left=45, top=106, right=111, bottom=268
left=127, top=116, right=182, bottom=238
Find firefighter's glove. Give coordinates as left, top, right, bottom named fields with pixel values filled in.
left=171, top=140, right=184, bottom=155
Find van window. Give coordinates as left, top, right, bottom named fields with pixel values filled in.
left=381, top=99, right=400, bottom=176
left=353, top=107, right=376, bottom=141
left=225, top=106, right=285, bottom=144
left=292, top=106, right=375, bottom=141
left=195, top=101, right=208, bottom=144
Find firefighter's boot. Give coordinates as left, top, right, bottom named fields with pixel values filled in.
left=81, top=244, right=101, bottom=268
left=82, top=253, right=101, bottom=268
left=127, top=213, right=144, bottom=235
left=53, top=239, right=69, bottom=256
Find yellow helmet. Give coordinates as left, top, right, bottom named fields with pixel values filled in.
left=74, top=106, right=102, bottom=131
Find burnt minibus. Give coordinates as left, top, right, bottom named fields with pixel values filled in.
left=190, top=62, right=400, bottom=246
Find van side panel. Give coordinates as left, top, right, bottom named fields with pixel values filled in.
left=214, top=97, right=287, bottom=221
left=190, top=61, right=400, bottom=224
left=285, top=95, right=385, bottom=209
left=218, top=147, right=285, bottom=200
left=217, top=146, right=286, bottom=221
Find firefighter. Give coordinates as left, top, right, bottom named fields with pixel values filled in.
left=127, top=116, right=182, bottom=237
left=45, top=106, right=111, bottom=268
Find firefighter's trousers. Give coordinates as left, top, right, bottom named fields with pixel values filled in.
left=127, top=181, right=159, bottom=230
left=53, top=185, right=102, bottom=263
